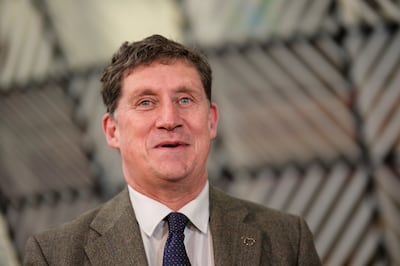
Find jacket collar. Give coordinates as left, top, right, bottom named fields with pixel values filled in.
left=83, top=186, right=266, bottom=266
left=84, top=188, right=148, bottom=265
left=210, top=186, right=266, bottom=266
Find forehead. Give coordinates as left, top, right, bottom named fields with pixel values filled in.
left=124, top=58, right=198, bottom=78
left=122, top=60, right=203, bottom=93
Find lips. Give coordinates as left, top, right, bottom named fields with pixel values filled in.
left=155, top=141, right=188, bottom=149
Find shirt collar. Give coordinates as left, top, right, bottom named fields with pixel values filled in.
left=128, top=181, right=210, bottom=237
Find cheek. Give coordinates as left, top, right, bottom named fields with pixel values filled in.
left=192, top=119, right=216, bottom=143
left=119, top=119, right=152, bottom=149
left=119, top=133, right=148, bottom=164
left=117, top=123, right=139, bottom=148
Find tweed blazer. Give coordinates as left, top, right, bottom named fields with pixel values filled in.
left=24, top=186, right=321, bottom=265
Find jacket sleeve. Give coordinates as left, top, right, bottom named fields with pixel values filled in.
left=23, top=236, right=49, bottom=266
left=298, top=217, right=321, bottom=266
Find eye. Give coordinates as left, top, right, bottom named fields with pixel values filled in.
left=138, top=99, right=152, bottom=106
left=179, top=97, right=192, bottom=105
left=135, top=98, right=156, bottom=110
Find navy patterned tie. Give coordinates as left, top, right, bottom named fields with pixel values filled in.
left=163, top=212, right=191, bottom=266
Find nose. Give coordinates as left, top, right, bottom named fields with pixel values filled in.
left=156, top=101, right=182, bottom=131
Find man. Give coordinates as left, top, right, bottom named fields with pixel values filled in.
left=24, top=34, right=321, bottom=265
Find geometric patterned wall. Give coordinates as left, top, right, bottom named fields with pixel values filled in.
left=208, top=26, right=400, bottom=264
left=0, top=1, right=102, bottom=264
left=1, top=0, right=400, bottom=265
left=202, top=1, right=400, bottom=265
left=1, top=0, right=180, bottom=263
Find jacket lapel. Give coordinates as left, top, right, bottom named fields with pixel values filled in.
left=84, top=189, right=148, bottom=265
left=210, top=187, right=268, bottom=266
left=83, top=186, right=268, bottom=265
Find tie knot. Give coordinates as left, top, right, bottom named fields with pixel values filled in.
left=166, top=212, right=189, bottom=234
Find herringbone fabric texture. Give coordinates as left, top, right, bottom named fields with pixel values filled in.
left=163, top=212, right=191, bottom=266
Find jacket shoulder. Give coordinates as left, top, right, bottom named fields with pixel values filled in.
left=211, top=185, right=299, bottom=224
left=24, top=189, right=130, bottom=265
left=37, top=205, right=101, bottom=244
left=210, top=186, right=321, bottom=265
left=23, top=204, right=102, bottom=265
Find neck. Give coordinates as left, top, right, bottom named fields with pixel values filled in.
left=128, top=177, right=207, bottom=211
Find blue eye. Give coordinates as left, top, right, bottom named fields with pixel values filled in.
left=179, top=97, right=191, bottom=104
left=139, top=100, right=152, bottom=106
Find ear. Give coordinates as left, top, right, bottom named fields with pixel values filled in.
left=208, top=103, right=219, bottom=140
left=102, top=113, right=120, bottom=149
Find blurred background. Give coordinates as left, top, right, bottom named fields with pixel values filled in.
left=1, top=0, right=400, bottom=265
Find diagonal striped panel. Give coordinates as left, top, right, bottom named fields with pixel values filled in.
left=351, top=28, right=400, bottom=263
left=67, top=72, right=125, bottom=198
left=1, top=0, right=400, bottom=264
left=339, top=0, right=400, bottom=25
left=268, top=0, right=336, bottom=37
left=210, top=36, right=358, bottom=170
left=224, top=162, right=381, bottom=264
left=375, top=166, right=400, bottom=265
left=184, top=0, right=337, bottom=45
left=0, top=86, right=101, bottom=257
left=0, top=214, right=19, bottom=266
left=0, top=0, right=63, bottom=92
left=0, top=87, right=95, bottom=200
left=312, top=167, right=369, bottom=259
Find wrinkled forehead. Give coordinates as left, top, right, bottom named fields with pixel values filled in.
left=120, top=59, right=204, bottom=97
left=123, top=58, right=195, bottom=78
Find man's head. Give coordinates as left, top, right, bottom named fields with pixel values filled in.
left=100, top=34, right=212, bottom=114
left=101, top=35, right=218, bottom=206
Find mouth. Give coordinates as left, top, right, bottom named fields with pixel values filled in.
left=155, top=141, right=189, bottom=149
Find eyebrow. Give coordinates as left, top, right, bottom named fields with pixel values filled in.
left=127, top=88, right=157, bottom=100
left=129, top=85, right=202, bottom=98
left=175, top=86, right=201, bottom=95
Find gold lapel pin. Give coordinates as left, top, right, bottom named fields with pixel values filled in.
left=241, top=236, right=256, bottom=246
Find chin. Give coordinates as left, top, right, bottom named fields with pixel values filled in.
left=155, top=159, right=189, bottom=173
left=155, top=168, right=190, bottom=183
left=161, top=171, right=187, bottom=180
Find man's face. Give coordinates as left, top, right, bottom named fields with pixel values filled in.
left=102, top=60, right=218, bottom=192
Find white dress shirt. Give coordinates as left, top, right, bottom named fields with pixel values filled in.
left=128, top=181, right=214, bottom=266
